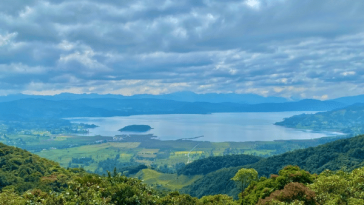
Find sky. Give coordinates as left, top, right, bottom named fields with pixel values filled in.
left=1, top=0, right=364, bottom=99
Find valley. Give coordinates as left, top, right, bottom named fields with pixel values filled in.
left=1, top=94, right=364, bottom=201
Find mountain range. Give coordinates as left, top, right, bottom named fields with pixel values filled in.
left=2, top=92, right=364, bottom=105
left=0, top=98, right=347, bottom=120
left=0, top=92, right=288, bottom=104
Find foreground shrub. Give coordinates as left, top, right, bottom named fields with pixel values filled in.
left=158, top=191, right=199, bottom=205
left=258, top=182, right=316, bottom=205
left=200, top=194, right=238, bottom=205
left=240, top=165, right=315, bottom=205
left=309, top=168, right=364, bottom=204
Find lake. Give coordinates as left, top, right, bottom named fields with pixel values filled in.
left=68, top=112, right=343, bottom=142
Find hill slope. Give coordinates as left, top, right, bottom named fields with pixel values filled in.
left=276, top=103, right=364, bottom=135
left=177, top=154, right=262, bottom=176
left=0, top=142, right=237, bottom=204
left=182, top=135, right=364, bottom=198
left=0, top=142, right=85, bottom=193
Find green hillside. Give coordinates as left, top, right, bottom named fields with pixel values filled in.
left=177, top=154, right=262, bottom=175
left=276, top=103, right=364, bottom=135
left=181, top=166, right=243, bottom=199
left=182, top=134, right=364, bottom=198
left=3, top=136, right=364, bottom=204
left=0, top=142, right=237, bottom=205
left=132, top=169, right=203, bottom=191
left=240, top=165, right=364, bottom=204
left=0, top=142, right=86, bottom=193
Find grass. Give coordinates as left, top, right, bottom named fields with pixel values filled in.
left=33, top=138, right=294, bottom=173
left=133, top=169, right=203, bottom=190
left=26, top=131, right=345, bottom=178
left=36, top=142, right=141, bottom=171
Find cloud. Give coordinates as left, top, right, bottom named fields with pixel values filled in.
left=0, top=0, right=364, bottom=98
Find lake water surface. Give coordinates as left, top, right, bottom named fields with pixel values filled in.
left=69, top=112, right=342, bottom=142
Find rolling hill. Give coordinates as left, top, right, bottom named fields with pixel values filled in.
left=275, top=103, right=364, bottom=135
left=181, top=134, right=364, bottom=198
left=0, top=142, right=86, bottom=193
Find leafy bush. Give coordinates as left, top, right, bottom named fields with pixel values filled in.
left=240, top=166, right=315, bottom=205
left=0, top=142, right=86, bottom=193
left=309, top=168, right=364, bottom=204
left=258, top=182, right=316, bottom=205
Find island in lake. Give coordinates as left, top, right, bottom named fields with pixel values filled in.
left=118, top=125, right=153, bottom=132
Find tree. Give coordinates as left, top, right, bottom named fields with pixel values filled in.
left=231, top=168, right=258, bottom=192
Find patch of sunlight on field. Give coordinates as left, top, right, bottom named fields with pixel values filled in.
left=133, top=169, right=203, bottom=190
left=54, top=136, right=68, bottom=141
left=138, top=149, right=159, bottom=154
left=120, top=153, right=133, bottom=159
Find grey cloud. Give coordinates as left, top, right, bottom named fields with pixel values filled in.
left=1, top=0, right=364, bottom=98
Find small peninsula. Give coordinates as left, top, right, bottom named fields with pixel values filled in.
left=118, top=125, right=153, bottom=132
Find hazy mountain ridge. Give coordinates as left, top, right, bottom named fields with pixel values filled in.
left=2, top=92, right=364, bottom=105
left=330, top=94, right=364, bottom=105
left=0, top=98, right=347, bottom=121
left=0, top=92, right=288, bottom=104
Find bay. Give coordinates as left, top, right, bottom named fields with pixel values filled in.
left=68, top=112, right=343, bottom=142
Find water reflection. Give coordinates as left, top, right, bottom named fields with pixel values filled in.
left=68, top=112, right=343, bottom=142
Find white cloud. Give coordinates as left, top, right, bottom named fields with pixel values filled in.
left=58, top=40, right=75, bottom=51
left=245, top=0, right=261, bottom=9
left=341, top=71, right=356, bottom=76
left=0, top=32, right=17, bottom=47
left=0, top=0, right=364, bottom=99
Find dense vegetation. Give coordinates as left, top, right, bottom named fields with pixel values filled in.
left=247, top=134, right=364, bottom=176
left=182, top=134, right=364, bottom=198
left=178, top=154, right=262, bottom=175
left=0, top=142, right=86, bottom=193
left=276, top=103, right=364, bottom=135
left=0, top=142, right=238, bottom=204
left=4, top=141, right=364, bottom=204
left=119, top=125, right=152, bottom=132
left=241, top=166, right=315, bottom=204
left=4, top=134, right=364, bottom=204
left=239, top=165, right=364, bottom=204
left=181, top=166, right=243, bottom=198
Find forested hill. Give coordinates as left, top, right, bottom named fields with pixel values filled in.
left=0, top=142, right=86, bottom=193
left=275, top=103, right=364, bottom=135
left=0, top=141, right=239, bottom=204
left=246, top=134, right=364, bottom=176
left=181, top=166, right=243, bottom=199
left=177, top=154, right=262, bottom=175
left=182, top=134, right=364, bottom=198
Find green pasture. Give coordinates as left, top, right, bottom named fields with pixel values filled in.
left=36, top=142, right=141, bottom=171
left=132, top=169, right=203, bottom=191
